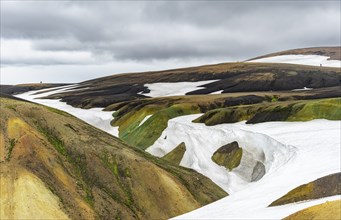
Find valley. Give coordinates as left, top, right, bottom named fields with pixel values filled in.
left=1, top=47, right=340, bottom=219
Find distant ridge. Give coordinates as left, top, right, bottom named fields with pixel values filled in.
left=249, top=46, right=341, bottom=61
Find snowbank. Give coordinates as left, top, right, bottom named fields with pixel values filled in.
left=138, top=115, right=153, bottom=127
left=144, top=80, right=218, bottom=97
left=15, top=85, right=119, bottom=137
left=171, top=118, right=340, bottom=219
left=248, top=54, right=341, bottom=67
left=146, top=114, right=296, bottom=193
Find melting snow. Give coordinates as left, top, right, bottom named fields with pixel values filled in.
left=248, top=54, right=341, bottom=67
left=292, top=87, right=313, bottom=91
left=138, top=115, right=152, bottom=127
left=15, top=85, right=119, bottom=137
left=14, top=84, right=341, bottom=219
left=144, top=80, right=218, bottom=97
left=150, top=116, right=340, bottom=219
left=147, top=114, right=296, bottom=193
left=210, top=90, right=224, bottom=94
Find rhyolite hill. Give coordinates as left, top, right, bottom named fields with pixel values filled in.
left=1, top=46, right=340, bottom=219
left=0, top=95, right=226, bottom=220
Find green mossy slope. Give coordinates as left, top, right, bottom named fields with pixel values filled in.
left=109, top=95, right=265, bottom=150
left=194, top=98, right=341, bottom=126
left=211, top=141, right=243, bottom=171
left=269, top=173, right=341, bottom=207
left=163, top=142, right=187, bottom=165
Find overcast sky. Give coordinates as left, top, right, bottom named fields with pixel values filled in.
left=1, top=1, right=340, bottom=84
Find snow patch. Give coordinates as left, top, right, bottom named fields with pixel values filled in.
left=210, top=90, right=224, bottom=94
left=173, top=118, right=340, bottom=219
left=248, top=54, right=341, bottom=67
left=138, top=115, right=152, bottom=127
left=144, top=80, right=218, bottom=97
left=292, top=87, right=313, bottom=91
left=146, top=114, right=296, bottom=193
left=15, top=85, right=119, bottom=137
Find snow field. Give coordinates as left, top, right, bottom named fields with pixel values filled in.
left=160, top=117, right=341, bottom=219
left=248, top=54, right=341, bottom=67
left=143, top=80, right=218, bottom=97
left=15, top=85, right=119, bottom=137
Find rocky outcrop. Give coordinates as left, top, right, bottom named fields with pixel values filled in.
left=211, top=141, right=243, bottom=171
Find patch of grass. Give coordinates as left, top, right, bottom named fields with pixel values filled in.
left=6, top=138, right=17, bottom=161
left=84, top=189, right=94, bottom=206
left=5, top=105, right=17, bottom=111
left=121, top=104, right=200, bottom=150
left=100, top=152, right=136, bottom=214
left=269, top=173, right=341, bottom=206
left=265, top=95, right=279, bottom=102
left=34, top=121, right=68, bottom=157
left=45, top=106, right=69, bottom=116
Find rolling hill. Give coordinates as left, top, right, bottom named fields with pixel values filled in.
left=3, top=46, right=341, bottom=219
left=0, top=95, right=226, bottom=220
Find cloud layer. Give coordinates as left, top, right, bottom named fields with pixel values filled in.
left=1, top=1, right=340, bottom=84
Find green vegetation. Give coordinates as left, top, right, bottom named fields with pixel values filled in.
left=116, top=104, right=200, bottom=150
left=5, top=104, right=17, bottom=111
left=269, top=173, right=341, bottom=206
left=35, top=122, right=68, bottom=156
left=6, top=138, right=17, bottom=161
left=109, top=94, right=267, bottom=150
left=162, top=142, right=186, bottom=164
left=46, top=106, right=70, bottom=116
left=211, top=141, right=243, bottom=171
left=194, top=98, right=341, bottom=126
left=100, top=151, right=137, bottom=215
left=265, top=95, right=279, bottom=102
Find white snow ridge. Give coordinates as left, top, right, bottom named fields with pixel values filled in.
left=143, top=80, right=218, bottom=97
left=248, top=54, right=341, bottom=67
left=146, top=114, right=296, bottom=193
left=15, top=85, right=119, bottom=137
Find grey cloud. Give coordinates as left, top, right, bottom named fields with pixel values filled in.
left=1, top=1, right=340, bottom=65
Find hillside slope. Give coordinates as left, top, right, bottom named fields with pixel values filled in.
left=250, top=47, right=341, bottom=61
left=0, top=96, right=227, bottom=220
left=40, top=62, right=340, bottom=108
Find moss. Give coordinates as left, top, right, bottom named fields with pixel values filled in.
left=195, top=98, right=341, bottom=126
left=125, top=168, right=131, bottom=178
left=120, top=104, right=200, bottom=150
left=35, top=123, right=68, bottom=156
left=5, top=105, right=17, bottom=111
left=288, top=99, right=341, bottom=121
left=269, top=173, right=341, bottom=206
left=45, top=106, right=70, bottom=116
left=100, top=152, right=137, bottom=215
left=265, top=95, right=279, bottom=102
left=6, top=138, right=17, bottom=161
left=211, top=141, right=243, bottom=171
left=84, top=189, right=94, bottom=206
left=162, top=142, right=186, bottom=164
